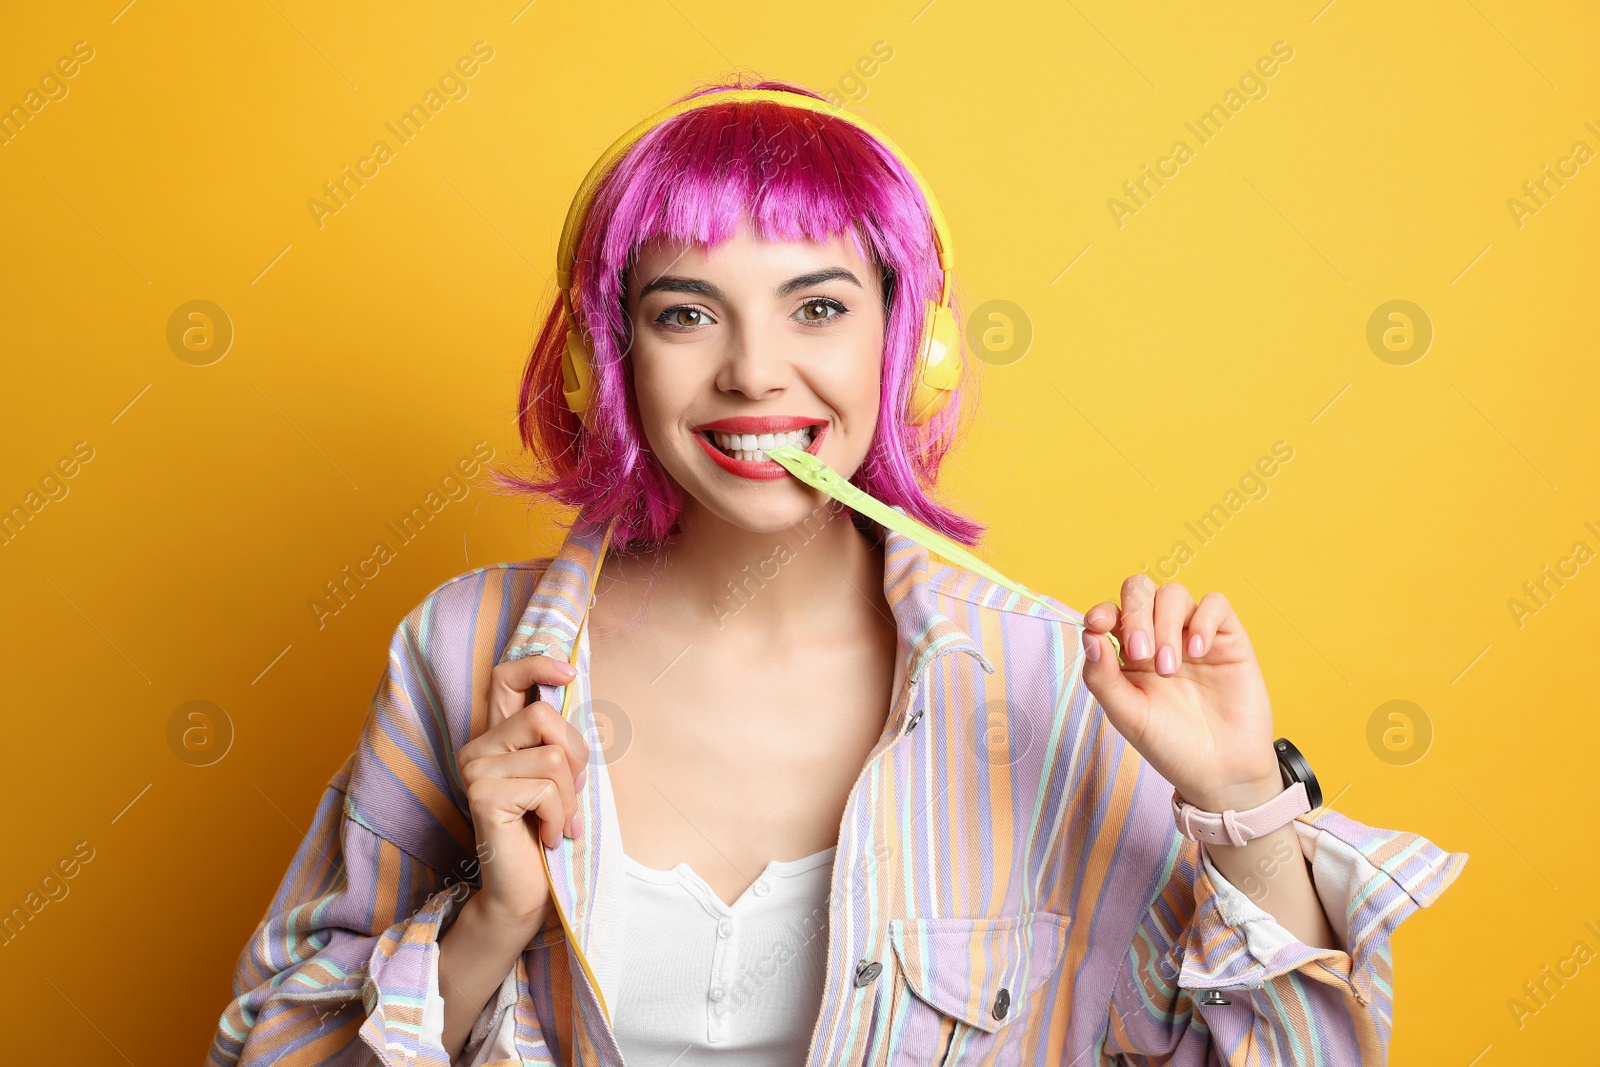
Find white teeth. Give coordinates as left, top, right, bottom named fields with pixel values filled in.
left=708, top=426, right=815, bottom=459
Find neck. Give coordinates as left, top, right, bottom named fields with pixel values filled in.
left=637, top=496, right=890, bottom=642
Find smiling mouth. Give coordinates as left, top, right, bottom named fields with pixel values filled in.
left=700, top=426, right=816, bottom=463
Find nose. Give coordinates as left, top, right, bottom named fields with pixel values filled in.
left=715, top=320, right=792, bottom=402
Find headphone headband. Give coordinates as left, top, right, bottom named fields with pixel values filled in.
left=555, top=89, right=954, bottom=308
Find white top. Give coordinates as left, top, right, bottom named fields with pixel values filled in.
left=610, top=845, right=837, bottom=1067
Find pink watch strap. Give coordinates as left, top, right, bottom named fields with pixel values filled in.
left=1172, top=780, right=1311, bottom=847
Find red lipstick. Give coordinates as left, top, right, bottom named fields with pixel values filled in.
left=693, top=415, right=827, bottom=434
left=692, top=416, right=828, bottom=481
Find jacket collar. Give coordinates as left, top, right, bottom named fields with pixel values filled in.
left=499, top=503, right=994, bottom=683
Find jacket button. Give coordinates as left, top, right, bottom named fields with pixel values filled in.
left=854, top=960, right=882, bottom=987
left=1199, top=989, right=1232, bottom=1006
left=992, top=987, right=1010, bottom=1019
left=904, top=710, right=923, bottom=733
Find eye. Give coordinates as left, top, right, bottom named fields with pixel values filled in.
left=796, top=297, right=848, bottom=325
left=655, top=305, right=714, bottom=330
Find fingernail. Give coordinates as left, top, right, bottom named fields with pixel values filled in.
left=559, top=662, right=578, bottom=678
left=565, top=813, right=576, bottom=838
left=1082, top=631, right=1101, bottom=662
left=1130, top=631, right=1151, bottom=660
left=1156, top=645, right=1175, bottom=675
left=575, top=768, right=588, bottom=792
left=572, top=812, right=584, bottom=839
left=1188, top=633, right=1204, bottom=657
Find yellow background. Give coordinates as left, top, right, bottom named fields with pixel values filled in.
left=1, top=0, right=1595, bottom=1062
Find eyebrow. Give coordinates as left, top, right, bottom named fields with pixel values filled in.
left=637, top=267, right=863, bottom=302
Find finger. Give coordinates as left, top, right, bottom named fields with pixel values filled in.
left=489, top=653, right=579, bottom=725
left=1082, top=600, right=1120, bottom=633
left=1116, top=574, right=1159, bottom=665
left=463, top=745, right=577, bottom=837
left=1079, top=627, right=1149, bottom=738
left=1183, top=590, right=1234, bottom=658
left=1082, top=602, right=1125, bottom=662
left=462, top=700, right=591, bottom=782
left=479, top=775, right=568, bottom=849
left=1151, top=583, right=1197, bottom=677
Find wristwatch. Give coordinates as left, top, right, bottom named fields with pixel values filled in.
left=1172, top=737, right=1323, bottom=847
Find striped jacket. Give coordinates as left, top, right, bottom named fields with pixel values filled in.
left=209, top=510, right=1467, bottom=1066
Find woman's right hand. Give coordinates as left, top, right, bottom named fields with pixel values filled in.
left=456, top=654, right=591, bottom=933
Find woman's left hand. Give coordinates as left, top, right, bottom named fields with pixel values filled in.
left=1079, top=575, right=1284, bottom=813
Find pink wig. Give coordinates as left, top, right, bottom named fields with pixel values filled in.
left=494, top=75, right=985, bottom=555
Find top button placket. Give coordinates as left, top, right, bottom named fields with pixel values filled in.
left=706, top=907, right=737, bottom=1044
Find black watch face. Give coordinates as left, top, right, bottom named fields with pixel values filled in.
left=1274, top=737, right=1322, bottom=809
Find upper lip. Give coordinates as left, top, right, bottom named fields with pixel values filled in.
left=693, top=415, right=828, bottom=434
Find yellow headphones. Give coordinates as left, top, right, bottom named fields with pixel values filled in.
left=555, top=88, right=961, bottom=429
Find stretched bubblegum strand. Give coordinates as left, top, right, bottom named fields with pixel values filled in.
left=766, top=444, right=1123, bottom=662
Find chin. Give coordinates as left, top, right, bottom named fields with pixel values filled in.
left=693, top=478, right=842, bottom=536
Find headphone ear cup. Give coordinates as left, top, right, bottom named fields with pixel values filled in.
left=908, top=299, right=961, bottom=425
left=561, top=325, right=594, bottom=428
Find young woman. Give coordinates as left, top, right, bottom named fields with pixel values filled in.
left=210, top=78, right=1466, bottom=1067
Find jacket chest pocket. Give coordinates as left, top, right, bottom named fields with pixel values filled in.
left=874, top=911, right=1070, bottom=1066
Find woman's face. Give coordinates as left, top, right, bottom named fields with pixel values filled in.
left=624, top=217, right=887, bottom=534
